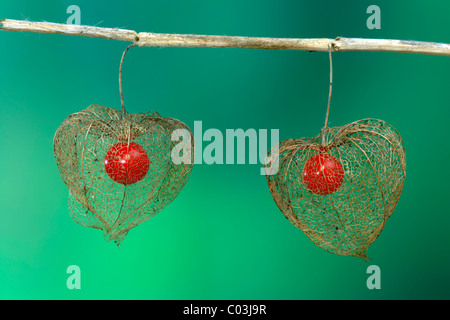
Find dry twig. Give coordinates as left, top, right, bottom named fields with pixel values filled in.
left=1, top=19, right=449, bottom=56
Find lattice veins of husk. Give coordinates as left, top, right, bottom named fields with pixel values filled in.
left=265, top=119, right=406, bottom=259
left=54, top=105, right=194, bottom=245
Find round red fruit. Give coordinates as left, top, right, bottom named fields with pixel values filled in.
left=302, top=153, right=344, bottom=195
left=104, top=142, right=149, bottom=185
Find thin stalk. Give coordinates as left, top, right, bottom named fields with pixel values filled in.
left=119, top=43, right=135, bottom=118
left=322, top=43, right=333, bottom=146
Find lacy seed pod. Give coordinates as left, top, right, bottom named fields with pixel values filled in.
left=54, top=104, right=194, bottom=245
left=265, top=119, right=406, bottom=259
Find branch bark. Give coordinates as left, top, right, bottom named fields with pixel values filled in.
left=1, top=19, right=449, bottom=56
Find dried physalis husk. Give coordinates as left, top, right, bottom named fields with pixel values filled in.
left=265, top=119, right=406, bottom=259
left=54, top=104, right=194, bottom=245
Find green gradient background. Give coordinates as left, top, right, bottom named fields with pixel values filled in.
left=0, top=0, right=449, bottom=299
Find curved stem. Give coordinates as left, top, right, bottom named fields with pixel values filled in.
left=322, top=43, right=333, bottom=145
left=324, top=43, right=333, bottom=129
left=119, top=43, right=136, bottom=118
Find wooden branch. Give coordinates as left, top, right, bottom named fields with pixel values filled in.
left=1, top=19, right=449, bottom=56
left=0, top=19, right=138, bottom=42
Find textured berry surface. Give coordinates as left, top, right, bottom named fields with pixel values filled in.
left=302, top=153, right=344, bottom=195
left=104, top=142, right=150, bottom=185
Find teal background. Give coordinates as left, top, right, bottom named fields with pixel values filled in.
left=0, top=0, right=449, bottom=299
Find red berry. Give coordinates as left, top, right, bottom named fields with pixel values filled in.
left=104, top=142, right=149, bottom=185
left=302, top=153, right=344, bottom=195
